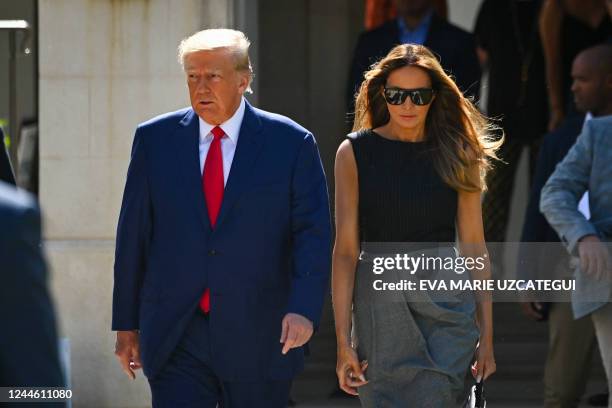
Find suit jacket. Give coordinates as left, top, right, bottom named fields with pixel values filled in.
left=0, top=181, right=65, bottom=393
left=522, top=116, right=584, bottom=243
left=540, top=115, right=612, bottom=318
left=347, top=15, right=481, bottom=113
left=0, top=128, right=16, bottom=185
left=112, top=101, right=332, bottom=381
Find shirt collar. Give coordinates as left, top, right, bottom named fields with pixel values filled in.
left=198, top=97, right=246, bottom=144
left=397, top=9, right=434, bottom=36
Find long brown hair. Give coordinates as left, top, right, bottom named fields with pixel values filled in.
left=352, top=43, right=502, bottom=192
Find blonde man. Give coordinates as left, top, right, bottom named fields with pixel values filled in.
left=112, top=29, right=331, bottom=407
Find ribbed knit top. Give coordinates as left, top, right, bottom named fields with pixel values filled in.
left=348, top=129, right=457, bottom=243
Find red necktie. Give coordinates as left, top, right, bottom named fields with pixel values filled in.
left=200, top=126, right=225, bottom=313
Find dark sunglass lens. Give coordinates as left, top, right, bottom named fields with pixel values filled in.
left=384, top=88, right=406, bottom=105
left=411, top=89, right=433, bottom=105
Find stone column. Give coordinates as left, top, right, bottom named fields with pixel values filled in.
left=38, top=0, right=231, bottom=405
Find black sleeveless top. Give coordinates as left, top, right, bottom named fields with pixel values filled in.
left=348, top=129, right=457, bottom=243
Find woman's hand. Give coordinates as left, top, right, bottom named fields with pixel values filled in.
left=547, top=107, right=564, bottom=131
left=336, top=344, right=368, bottom=396
left=471, top=338, right=496, bottom=382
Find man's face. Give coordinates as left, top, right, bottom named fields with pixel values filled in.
left=571, top=55, right=611, bottom=114
left=184, top=49, right=249, bottom=124
left=394, top=0, right=432, bottom=17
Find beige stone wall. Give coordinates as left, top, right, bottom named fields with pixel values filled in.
left=38, top=0, right=231, bottom=406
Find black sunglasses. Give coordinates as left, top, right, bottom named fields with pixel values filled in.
left=383, top=87, right=435, bottom=106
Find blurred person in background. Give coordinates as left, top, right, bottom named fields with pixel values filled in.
left=539, top=0, right=611, bottom=131
left=364, top=0, right=448, bottom=30
left=0, top=180, right=65, bottom=407
left=521, top=44, right=612, bottom=408
left=540, top=44, right=612, bottom=408
left=475, top=0, right=548, bottom=246
left=347, top=0, right=481, bottom=125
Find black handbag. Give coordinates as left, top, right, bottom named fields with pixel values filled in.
left=465, top=380, right=486, bottom=408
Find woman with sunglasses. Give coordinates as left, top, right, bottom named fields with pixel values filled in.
left=332, top=43, right=501, bottom=407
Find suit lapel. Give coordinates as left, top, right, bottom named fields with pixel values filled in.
left=214, top=101, right=265, bottom=230
left=424, top=14, right=443, bottom=52
left=387, top=19, right=401, bottom=45
left=174, top=109, right=211, bottom=232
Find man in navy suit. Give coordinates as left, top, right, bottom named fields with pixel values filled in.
left=112, top=29, right=331, bottom=407
left=0, top=181, right=65, bottom=406
left=347, top=0, right=481, bottom=120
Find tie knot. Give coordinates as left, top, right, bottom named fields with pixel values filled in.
left=211, top=126, right=225, bottom=140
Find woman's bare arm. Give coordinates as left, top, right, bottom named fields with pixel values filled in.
left=332, top=140, right=360, bottom=349
left=332, top=139, right=370, bottom=395
left=456, top=171, right=496, bottom=380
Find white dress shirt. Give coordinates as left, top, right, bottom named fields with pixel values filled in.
left=578, top=113, right=592, bottom=219
left=199, top=97, right=246, bottom=186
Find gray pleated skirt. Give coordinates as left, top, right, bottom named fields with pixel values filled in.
left=353, top=247, right=480, bottom=408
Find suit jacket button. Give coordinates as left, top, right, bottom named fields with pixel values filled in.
left=208, top=249, right=217, bottom=256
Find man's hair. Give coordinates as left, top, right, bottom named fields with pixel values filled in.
left=578, top=44, right=612, bottom=76
left=178, top=29, right=253, bottom=92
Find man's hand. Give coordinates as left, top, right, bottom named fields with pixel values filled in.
left=520, top=301, right=544, bottom=320
left=115, top=330, right=142, bottom=379
left=578, top=235, right=612, bottom=280
left=280, top=313, right=313, bottom=355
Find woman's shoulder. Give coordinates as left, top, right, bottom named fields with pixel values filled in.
left=340, top=129, right=374, bottom=166
left=346, top=128, right=373, bottom=142
left=346, top=129, right=376, bottom=154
